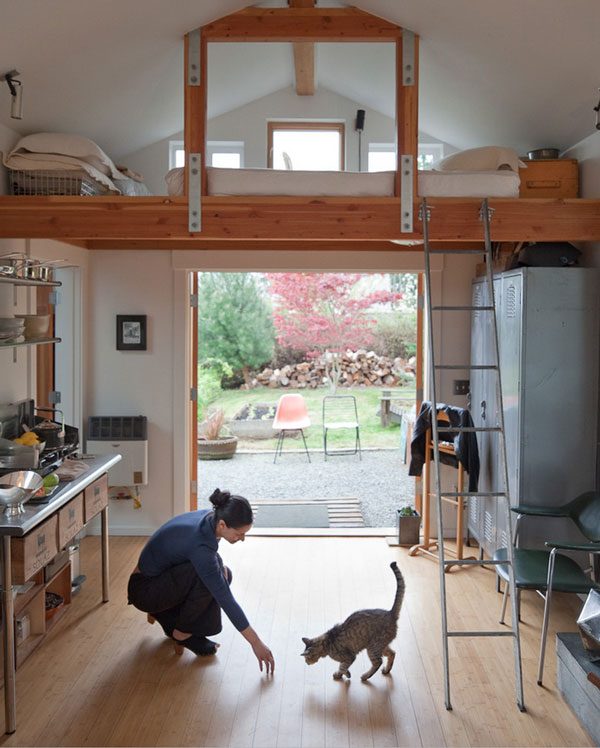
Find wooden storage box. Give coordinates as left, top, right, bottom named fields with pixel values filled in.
left=84, top=474, right=108, bottom=522
left=519, top=158, right=579, bottom=198
left=57, top=493, right=84, bottom=548
left=11, top=515, right=58, bottom=584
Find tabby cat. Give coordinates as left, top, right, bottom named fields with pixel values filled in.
left=301, top=562, right=405, bottom=681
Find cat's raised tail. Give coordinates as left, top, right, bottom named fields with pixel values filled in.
left=389, top=562, right=406, bottom=619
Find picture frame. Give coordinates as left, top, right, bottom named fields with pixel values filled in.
left=116, top=315, right=147, bottom=351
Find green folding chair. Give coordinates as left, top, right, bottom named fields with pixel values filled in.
left=493, top=491, right=600, bottom=685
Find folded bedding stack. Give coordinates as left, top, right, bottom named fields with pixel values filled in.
left=2, top=132, right=149, bottom=195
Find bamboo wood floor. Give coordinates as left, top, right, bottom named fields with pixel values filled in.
left=2, top=534, right=592, bottom=747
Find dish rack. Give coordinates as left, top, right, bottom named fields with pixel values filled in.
left=8, top=169, right=109, bottom=196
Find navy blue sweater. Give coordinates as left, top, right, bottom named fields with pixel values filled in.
left=138, top=509, right=249, bottom=632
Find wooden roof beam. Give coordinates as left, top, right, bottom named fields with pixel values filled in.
left=202, top=7, right=403, bottom=43
left=290, top=0, right=315, bottom=96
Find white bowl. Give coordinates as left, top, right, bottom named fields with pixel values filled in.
left=15, top=314, right=50, bottom=339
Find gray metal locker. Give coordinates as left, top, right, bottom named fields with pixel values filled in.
left=470, top=267, right=599, bottom=554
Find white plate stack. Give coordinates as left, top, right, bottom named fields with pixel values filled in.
left=0, top=317, right=26, bottom=343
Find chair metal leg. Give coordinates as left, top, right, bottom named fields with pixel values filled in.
left=500, top=580, right=510, bottom=624
left=300, top=429, right=311, bottom=463
left=356, top=428, right=362, bottom=460
left=323, top=428, right=328, bottom=460
left=274, top=430, right=285, bottom=464
left=537, top=548, right=557, bottom=686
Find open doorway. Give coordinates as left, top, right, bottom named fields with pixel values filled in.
left=194, top=270, right=421, bottom=532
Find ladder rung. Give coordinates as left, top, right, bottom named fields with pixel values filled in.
left=437, top=426, right=501, bottom=433
left=441, top=491, right=506, bottom=498
left=432, top=305, right=495, bottom=312
left=429, top=249, right=484, bottom=255
left=447, top=631, right=516, bottom=638
left=435, top=364, right=497, bottom=370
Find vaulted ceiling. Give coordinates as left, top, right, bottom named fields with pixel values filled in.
left=1, top=0, right=599, bottom=160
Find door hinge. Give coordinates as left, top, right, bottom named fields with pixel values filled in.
left=416, top=388, right=424, bottom=402
left=190, top=293, right=199, bottom=308
left=48, top=291, right=60, bottom=306
left=48, top=390, right=61, bottom=404
left=190, top=480, right=198, bottom=494
left=190, top=387, right=197, bottom=402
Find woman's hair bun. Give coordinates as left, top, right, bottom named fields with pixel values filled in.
left=209, top=488, right=231, bottom=508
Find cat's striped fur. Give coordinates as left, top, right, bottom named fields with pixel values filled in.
left=301, top=562, right=405, bottom=681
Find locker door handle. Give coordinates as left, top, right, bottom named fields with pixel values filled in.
left=480, top=400, right=486, bottom=420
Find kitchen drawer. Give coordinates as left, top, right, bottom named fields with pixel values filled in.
left=519, top=158, right=578, bottom=198
left=57, top=493, right=84, bottom=548
left=84, top=474, right=108, bottom=522
left=11, top=516, right=58, bottom=584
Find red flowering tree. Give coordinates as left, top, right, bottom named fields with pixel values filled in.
left=266, top=273, right=401, bottom=391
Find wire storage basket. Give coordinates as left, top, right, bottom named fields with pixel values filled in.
left=8, top=169, right=109, bottom=196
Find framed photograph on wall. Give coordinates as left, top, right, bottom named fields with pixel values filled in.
left=116, top=315, right=147, bottom=351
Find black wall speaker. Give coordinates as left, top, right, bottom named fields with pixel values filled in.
left=355, top=109, right=365, bottom=132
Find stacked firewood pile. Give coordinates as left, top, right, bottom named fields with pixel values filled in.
left=248, top=350, right=416, bottom=389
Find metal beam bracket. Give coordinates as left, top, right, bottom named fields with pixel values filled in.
left=187, top=29, right=201, bottom=86
left=402, top=30, right=416, bottom=86
left=188, top=153, right=201, bottom=233
left=400, top=155, right=414, bottom=233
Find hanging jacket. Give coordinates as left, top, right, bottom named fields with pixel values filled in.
left=408, top=401, right=480, bottom=492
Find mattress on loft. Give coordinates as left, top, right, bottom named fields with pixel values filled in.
left=206, top=167, right=520, bottom=197
left=165, top=166, right=521, bottom=198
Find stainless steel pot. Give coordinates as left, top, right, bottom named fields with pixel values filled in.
left=527, top=148, right=560, bottom=160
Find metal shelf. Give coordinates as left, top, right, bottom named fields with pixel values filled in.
left=0, top=337, right=61, bottom=350
left=0, top=275, right=61, bottom=288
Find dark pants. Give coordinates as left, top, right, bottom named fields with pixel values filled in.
left=127, top=562, right=230, bottom=637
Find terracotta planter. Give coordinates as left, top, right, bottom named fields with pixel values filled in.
left=197, top=435, right=238, bottom=461
left=396, top=510, right=421, bottom=546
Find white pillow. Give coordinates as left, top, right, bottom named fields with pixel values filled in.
left=436, top=146, right=526, bottom=173
left=165, top=167, right=184, bottom=196
left=8, top=132, right=121, bottom=178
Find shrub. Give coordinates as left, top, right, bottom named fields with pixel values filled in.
left=372, top=312, right=417, bottom=359
left=197, top=358, right=233, bottom=419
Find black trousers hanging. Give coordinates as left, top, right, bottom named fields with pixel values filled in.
left=127, top=562, right=230, bottom=637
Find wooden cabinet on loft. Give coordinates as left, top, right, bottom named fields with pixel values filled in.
left=469, top=267, right=599, bottom=557
left=0, top=274, right=61, bottom=355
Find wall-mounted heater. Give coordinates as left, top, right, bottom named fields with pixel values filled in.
left=87, top=415, right=148, bottom=486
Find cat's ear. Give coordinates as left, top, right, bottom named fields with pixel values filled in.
left=301, top=637, right=310, bottom=645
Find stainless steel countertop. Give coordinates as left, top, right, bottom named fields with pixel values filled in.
left=0, top=454, right=121, bottom=536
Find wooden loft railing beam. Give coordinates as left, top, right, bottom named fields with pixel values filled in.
left=184, top=30, right=206, bottom=198
left=202, top=7, right=402, bottom=43
left=0, top=197, right=599, bottom=243
left=396, top=32, right=419, bottom=202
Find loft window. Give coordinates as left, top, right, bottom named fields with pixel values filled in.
left=368, top=143, right=445, bottom=172
left=267, top=122, right=345, bottom=171
left=168, top=140, right=244, bottom=169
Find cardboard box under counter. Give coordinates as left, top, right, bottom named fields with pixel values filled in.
left=57, top=493, right=84, bottom=548
left=84, top=475, right=108, bottom=522
left=11, top=515, right=58, bottom=584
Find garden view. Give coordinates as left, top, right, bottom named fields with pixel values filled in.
left=197, top=272, right=417, bottom=455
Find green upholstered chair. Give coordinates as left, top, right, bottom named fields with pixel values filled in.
left=493, top=491, right=600, bottom=686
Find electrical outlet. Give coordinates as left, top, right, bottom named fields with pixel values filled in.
left=453, top=379, right=470, bottom=396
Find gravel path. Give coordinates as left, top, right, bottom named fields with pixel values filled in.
left=197, top=449, right=415, bottom=527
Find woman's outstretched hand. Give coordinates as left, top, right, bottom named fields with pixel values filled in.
left=242, top=626, right=275, bottom=674
left=252, top=639, right=275, bottom=675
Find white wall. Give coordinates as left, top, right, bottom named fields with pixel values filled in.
left=121, top=85, right=456, bottom=195
left=86, top=250, right=187, bottom=534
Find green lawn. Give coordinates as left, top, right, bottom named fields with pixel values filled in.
left=210, top=385, right=415, bottom=452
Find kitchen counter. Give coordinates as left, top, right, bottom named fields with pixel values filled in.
left=0, top=454, right=121, bottom=536
left=0, top=452, right=121, bottom=734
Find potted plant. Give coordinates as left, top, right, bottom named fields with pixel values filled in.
left=197, top=408, right=238, bottom=461
left=396, top=505, right=421, bottom=546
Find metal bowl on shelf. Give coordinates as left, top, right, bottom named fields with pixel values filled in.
left=0, top=470, right=43, bottom=516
